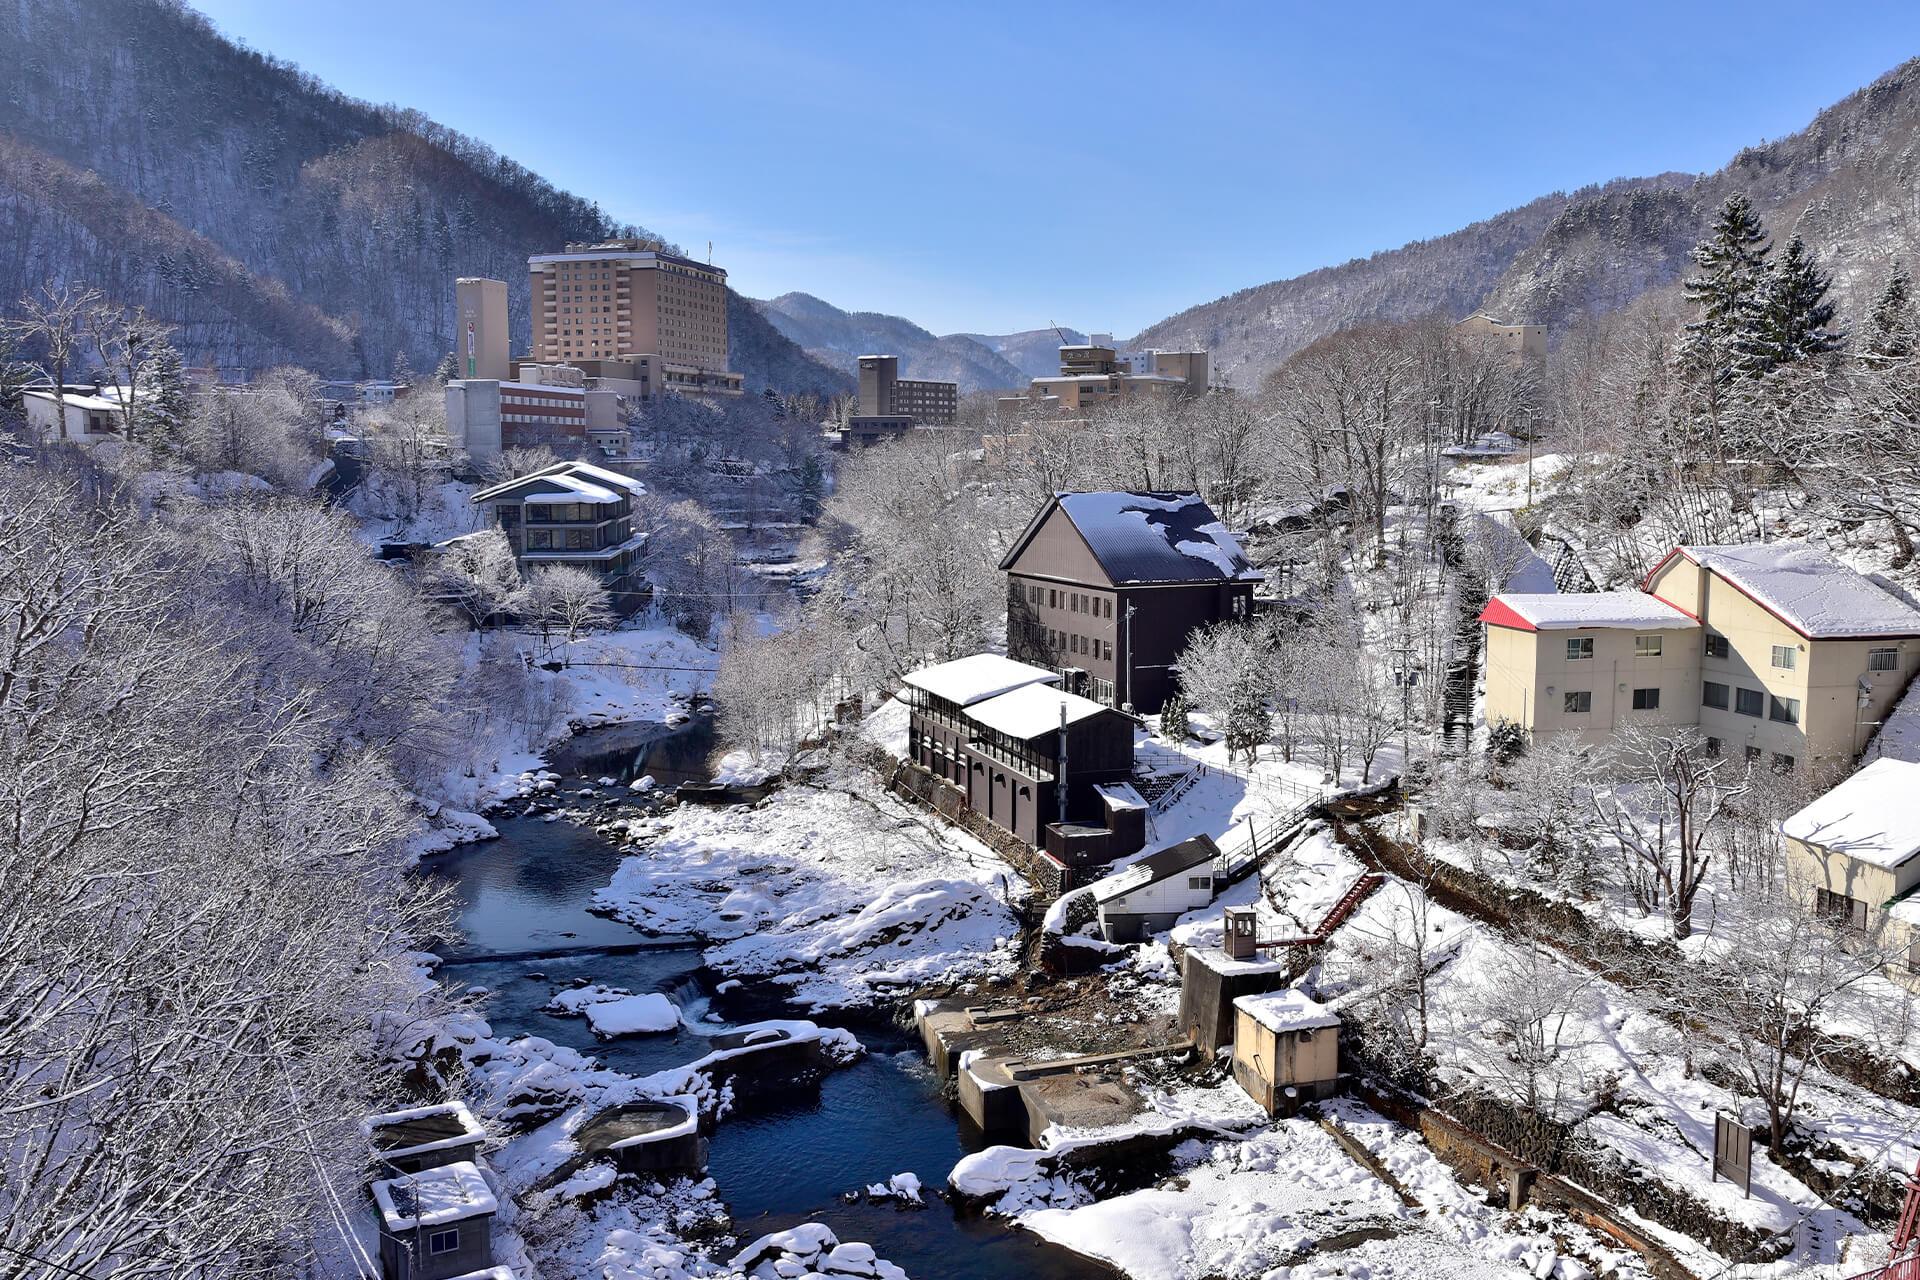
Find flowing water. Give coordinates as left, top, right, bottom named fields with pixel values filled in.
left=421, top=716, right=1114, bottom=1280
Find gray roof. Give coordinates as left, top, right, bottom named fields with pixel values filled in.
left=1008, top=492, right=1260, bottom=585
left=1091, top=835, right=1220, bottom=903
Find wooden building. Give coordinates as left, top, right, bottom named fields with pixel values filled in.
left=901, top=652, right=1139, bottom=849
left=1001, top=491, right=1261, bottom=713
left=370, top=1160, right=498, bottom=1280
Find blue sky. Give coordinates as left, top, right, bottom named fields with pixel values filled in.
left=196, top=1, right=1920, bottom=337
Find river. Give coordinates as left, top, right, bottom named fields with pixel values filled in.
left=422, top=715, right=1114, bottom=1280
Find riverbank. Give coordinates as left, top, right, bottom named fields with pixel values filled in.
left=411, top=713, right=1118, bottom=1280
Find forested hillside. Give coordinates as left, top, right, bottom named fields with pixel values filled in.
left=754, top=292, right=1029, bottom=392
left=0, top=0, right=847, bottom=392
left=1134, top=56, right=1920, bottom=389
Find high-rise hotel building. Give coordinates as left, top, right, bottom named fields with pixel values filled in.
left=529, top=239, right=732, bottom=375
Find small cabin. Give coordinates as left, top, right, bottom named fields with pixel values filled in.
left=1091, top=835, right=1220, bottom=941
left=364, top=1102, right=487, bottom=1175
left=370, top=1160, right=498, bottom=1280
left=1230, top=989, right=1341, bottom=1116
left=1783, top=756, right=1920, bottom=987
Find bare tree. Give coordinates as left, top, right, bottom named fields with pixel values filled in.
left=526, top=565, right=613, bottom=650
left=1589, top=728, right=1747, bottom=939
left=2, top=281, right=102, bottom=443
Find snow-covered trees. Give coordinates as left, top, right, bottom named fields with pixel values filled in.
left=526, top=565, right=614, bottom=648
left=0, top=470, right=453, bottom=1278
left=432, top=527, right=525, bottom=627
left=1176, top=619, right=1276, bottom=762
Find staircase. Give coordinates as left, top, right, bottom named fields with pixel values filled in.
left=1257, top=872, right=1386, bottom=949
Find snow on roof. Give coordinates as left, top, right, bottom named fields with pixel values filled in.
left=1095, top=782, right=1147, bottom=812
left=901, top=653, right=1060, bottom=707
left=1052, top=491, right=1260, bottom=584
left=443, top=1269, right=518, bottom=1280
left=1669, top=543, right=1920, bottom=639
left=1234, top=989, right=1341, bottom=1035
left=1091, top=835, right=1218, bottom=903
left=361, top=1101, right=484, bottom=1161
left=370, top=1160, right=497, bottom=1232
left=1480, top=592, right=1698, bottom=632
left=1781, top=757, right=1920, bottom=870
left=964, top=683, right=1114, bottom=740
left=472, top=460, right=645, bottom=505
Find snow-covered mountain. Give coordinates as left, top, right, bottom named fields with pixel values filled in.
left=753, top=292, right=1048, bottom=393
left=1132, top=56, right=1920, bottom=390
left=0, top=0, right=849, bottom=394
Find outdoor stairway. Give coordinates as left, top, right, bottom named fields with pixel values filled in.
left=1257, top=872, right=1386, bottom=949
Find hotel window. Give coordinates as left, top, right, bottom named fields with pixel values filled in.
left=1870, top=647, right=1900, bottom=672
left=1634, top=635, right=1662, bottom=657
left=1769, top=695, right=1800, bottom=725
left=1772, top=752, right=1796, bottom=774
left=1563, top=691, right=1591, bottom=713
left=1703, top=681, right=1729, bottom=709
left=1704, top=736, right=1722, bottom=757
left=1632, top=687, right=1661, bottom=710
left=1565, top=637, right=1594, bottom=661
left=1735, top=687, right=1764, bottom=717
left=1745, top=745, right=1763, bottom=763
left=1771, top=644, right=1797, bottom=670
left=1704, top=632, right=1730, bottom=659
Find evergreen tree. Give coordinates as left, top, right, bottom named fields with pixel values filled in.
left=390, top=350, right=416, bottom=388
left=431, top=351, right=460, bottom=386
left=141, top=341, right=189, bottom=447
left=1682, top=193, right=1772, bottom=380
left=1736, top=235, right=1842, bottom=376
left=1159, top=686, right=1192, bottom=742
left=1867, top=262, right=1915, bottom=359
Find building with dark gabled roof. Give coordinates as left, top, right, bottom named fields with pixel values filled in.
left=1000, top=491, right=1261, bottom=713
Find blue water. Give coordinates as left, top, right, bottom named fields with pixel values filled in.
left=422, top=717, right=1114, bottom=1280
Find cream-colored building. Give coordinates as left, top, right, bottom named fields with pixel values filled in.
left=1782, top=756, right=1920, bottom=982
left=528, top=240, right=735, bottom=383
left=1454, top=312, right=1546, bottom=363
left=1481, top=593, right=1702, bottom=745
left=998, top=344, right=1209, bottom=416
left=455, top=276, right=511, bottom=381
left=1230, top=989, right=1340, bottom=1116
left=1482, top=542, right=1920, bottom=775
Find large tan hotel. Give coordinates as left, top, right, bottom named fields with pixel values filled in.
left=528, top=239, right=732, bottom=375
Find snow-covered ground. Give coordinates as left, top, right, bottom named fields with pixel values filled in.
left=596, top=761, right=1025, bottom=1011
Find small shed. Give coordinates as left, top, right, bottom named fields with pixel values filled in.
left=370, top=1160, right=498, bottom=1280
left=364, top=1101, right=487, bottom=1175
left=1230, top=989, right=1341, bottom=1116
left=1091, top=835, right=1219, bottom=942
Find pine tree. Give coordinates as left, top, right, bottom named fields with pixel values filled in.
left=1867, top=262, right=1915, bottom=359
left=390, top=350, right=416, bottom=388
left=1159, top=686, right=1192, bottom=742
left=431, top=352, right=460, bottom=386
left=1736, top=235, right=1842, bottom=376
left=1682, top=194, right=1772, bottom=380
left=141, top=342, right=188, bottom=447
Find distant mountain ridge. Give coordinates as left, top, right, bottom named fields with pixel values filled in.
left=753, top=292, right=1087, bottom=392
left=0, top=0, right=848, bottom=394
left=1132, top=56, right=1920, bottom=387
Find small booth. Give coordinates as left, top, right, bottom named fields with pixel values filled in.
left=370, top=1160, right=498, bottom=1280
left=1230, top=989, right=1341, bottom=1116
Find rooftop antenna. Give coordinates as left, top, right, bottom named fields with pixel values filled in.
left=707, top=240, right=713, bottom=265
